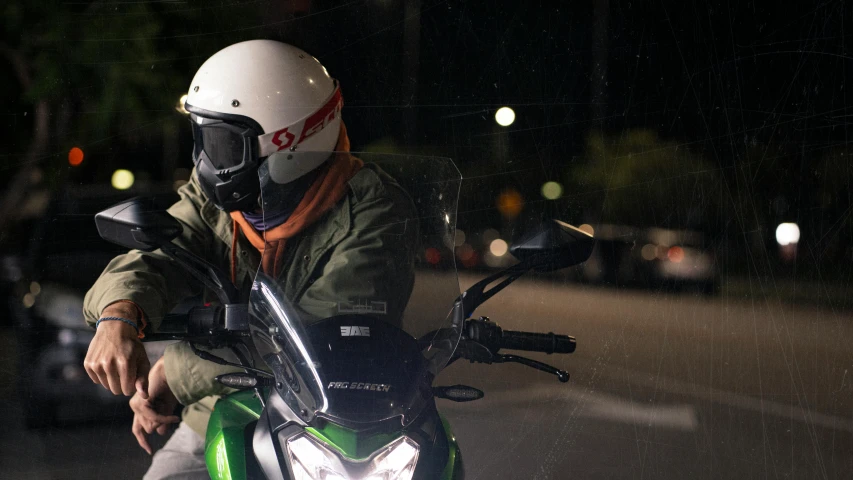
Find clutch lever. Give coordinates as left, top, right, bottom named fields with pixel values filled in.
left=493, top=354, right=570, bottom=383
left=456, top=339, right=570, bottom=383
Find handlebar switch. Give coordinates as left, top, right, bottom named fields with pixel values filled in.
left=465, top=317, right=503, bottom=354
left=224, top=303, right=249, bottom=331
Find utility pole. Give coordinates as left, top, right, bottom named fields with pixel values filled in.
left=591, top=0, right=609, bottom=132
left=402, top=0, right=422, bottom=145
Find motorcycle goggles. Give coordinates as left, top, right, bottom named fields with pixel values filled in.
left=188, top=84, right=343, bottom=170
left=189, top=113, right=261, bottom=171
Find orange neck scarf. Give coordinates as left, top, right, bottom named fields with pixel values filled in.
left=229, top=123, right=363, bottom=280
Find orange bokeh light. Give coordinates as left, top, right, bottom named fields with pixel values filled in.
left=667, top=246, right=685, bottom=263
left=68, top=147, right=84, bottom=166
left=425, top=247, right=441, bottom=265
left=496, top=189, right=523, bottom=219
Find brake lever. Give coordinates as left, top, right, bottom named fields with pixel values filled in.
left=493, top=354, right=570, bottom=383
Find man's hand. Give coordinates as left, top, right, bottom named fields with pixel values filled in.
left=84, top=303, right=150, bottom=396
left=130, top=357, right=180, bottom=455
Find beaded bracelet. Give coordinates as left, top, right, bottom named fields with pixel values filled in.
left=96, top=316, right=139, bottom=335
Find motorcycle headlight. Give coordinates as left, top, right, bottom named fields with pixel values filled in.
left=286, top=433, right=419, bottom=480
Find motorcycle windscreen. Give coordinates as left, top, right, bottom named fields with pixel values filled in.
left=248, top=151, right=462, bottom=427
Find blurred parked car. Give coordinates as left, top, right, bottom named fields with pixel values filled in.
left=582, top=224, right=719, bottom=294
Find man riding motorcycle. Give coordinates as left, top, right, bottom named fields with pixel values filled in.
left=82, top=40, right=417, bottom=479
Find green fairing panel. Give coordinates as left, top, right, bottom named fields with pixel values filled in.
left=440, top=414, right=463, bottom=480
left=205, top=390, right=263, bottom=480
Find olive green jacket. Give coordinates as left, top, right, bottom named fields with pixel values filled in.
left=83, top=163, right=417, bottom=436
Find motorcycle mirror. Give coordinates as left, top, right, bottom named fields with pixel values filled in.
left=510, top=220, right=595, bottom=273
left=95, top=197, right=182, bottom=252
left=460, top=219, right=595, bottom=317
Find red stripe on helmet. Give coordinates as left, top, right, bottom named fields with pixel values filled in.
left=297, top=86, right=343, bottom=145
left=259, top=86, right=343, bottom=156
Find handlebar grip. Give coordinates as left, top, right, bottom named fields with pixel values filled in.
left=156, top=313, right=189, bottom=335
left=500, top=330, right=576, bottom=354
left=153, top=307, right=222, bottom=336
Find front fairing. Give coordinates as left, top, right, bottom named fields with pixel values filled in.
left=249, top=153, right=463, bottom=429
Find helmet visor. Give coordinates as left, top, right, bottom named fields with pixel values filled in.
left=190, top=114, right=258, bottom=170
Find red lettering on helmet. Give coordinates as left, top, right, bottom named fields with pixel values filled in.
left=297, top=88, right=343, bottom=144
left=271, top=128, right=296, bottom=151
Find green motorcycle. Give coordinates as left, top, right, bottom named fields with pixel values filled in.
left=95, top=154, right=593, bottom=480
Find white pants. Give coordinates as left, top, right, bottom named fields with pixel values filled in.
left=142, top=422, right=209, bottom=480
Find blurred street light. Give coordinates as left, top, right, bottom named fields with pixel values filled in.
left=454, top=229, right=467, bottom=247
left=68, top=147, right=84, bottom=166
left=457, top=243, right=478, bottom=268
left=495, top=107, right=515, bottom=126
left=578, top=224, right=595, bottom=236
left=541, top=181, right=563, bottom=200
left=481, top=228, right=500, bottom=246
left=175, top=94, right=189, bottom=115
left=489, top=239, right=509, bottom=257
left=425, top=247, right=441, bottom=265
left=496, top=189, right=523, bottom=219
left=22, top=293, right=35, bottom=308
left=775, top=223, right=800, bottom=246
left=112, top=169, right=135, bottom=190
left=667, top=246, right=685, bottom=263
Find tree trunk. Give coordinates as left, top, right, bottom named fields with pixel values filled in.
left=0, top=100, right=51, bottom=230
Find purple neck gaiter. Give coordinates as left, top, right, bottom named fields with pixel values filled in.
left=241, top=162, right=324, bottom=232
left=240, top=207, right=294, bottom=232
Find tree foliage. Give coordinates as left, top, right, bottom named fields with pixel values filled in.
left=574, top=129, right=721, bottom=230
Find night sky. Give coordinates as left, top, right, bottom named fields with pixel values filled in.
left=2, top=0, right=851, bottom=272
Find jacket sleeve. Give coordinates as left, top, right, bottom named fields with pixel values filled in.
left=82, top=173, right=216, bottom=331
left=163, top=181, right=418, bottom=404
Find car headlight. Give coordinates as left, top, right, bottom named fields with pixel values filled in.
left=286, top=432, right=419, bottom=480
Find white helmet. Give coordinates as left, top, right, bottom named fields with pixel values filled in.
left=185, top=40, right=342, bottom=211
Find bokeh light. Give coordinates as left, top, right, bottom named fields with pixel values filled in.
left=481, top=228, right=500, bottom=246
left=495, top=107, right=515, bottom=126
left=775, top=223, right=800, bottom=246
left=176, top=94, right=189, bottom=115
left=489, top=239, right=509, bottom=257
left=68, top=147, right=84, bottom=166
left=454, top=229, right=467, bottom=247
left=457, top=243, right=478, bottom=268
left=425, top=247, right=441, bottom=265
left=22, top=293, right=35, bottom=308
left=496, top=189, right=523, bottom=218
left=111, top=169, right=135, bottom=190
left=541, top=181, right=563, bottom=200
left=667, top=246, right=685, bottom=263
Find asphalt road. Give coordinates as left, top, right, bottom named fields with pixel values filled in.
left=2, top=274, right=851, bottom=479
left=440, top=275, right=853, bottom=480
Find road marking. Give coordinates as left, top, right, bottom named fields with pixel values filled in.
left=475, top=385, right=699, bottom=431
left=593, top=365, right=853, bottom=433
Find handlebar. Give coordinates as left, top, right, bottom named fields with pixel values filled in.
left=463, top=317, right=575, bottom=355
left=457, top=317, right=574, bottom=383
left=142, top=304, right=247, bottom=342
left=501, top=330, right=576, bottom=354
